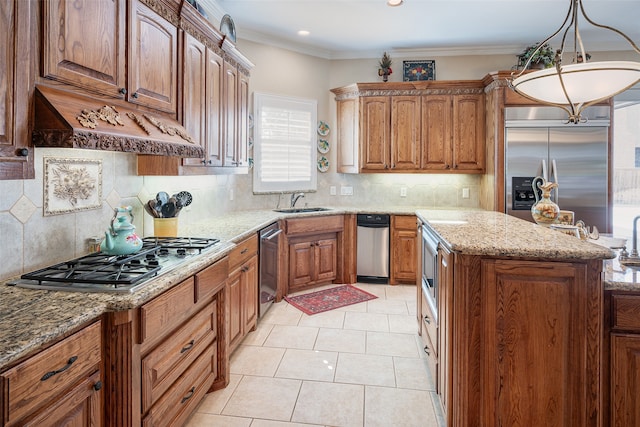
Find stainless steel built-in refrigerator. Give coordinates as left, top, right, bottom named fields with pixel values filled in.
left=505, top=106, right=611, bottom=232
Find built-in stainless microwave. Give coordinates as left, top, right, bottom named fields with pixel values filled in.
left=421, top=224, right=439, bottom=322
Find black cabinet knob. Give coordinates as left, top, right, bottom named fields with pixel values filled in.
left=132, top=92, right=139, bottom=99
left=93, top=380, right=103, bottom=391
left=119, top=88, right=127, bottom=95
left=16, top=148, right=28, bottom=157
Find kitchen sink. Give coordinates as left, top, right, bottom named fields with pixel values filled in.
left=273, top=207, right=331, bottom=213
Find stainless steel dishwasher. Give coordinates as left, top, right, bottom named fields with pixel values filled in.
left=356, top=214, right=390, bottom=284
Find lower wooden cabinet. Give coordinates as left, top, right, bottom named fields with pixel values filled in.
left=605, top=292, right=640, bottom=427
left=390, top=215, right=417, bottom=284
left=228, top=235, right=258, bottom=353
left=0, top=321, right=103, bottom=427
left=103, top=256, right=229, bottom=427
left=282, top=215, right=345, bottom=295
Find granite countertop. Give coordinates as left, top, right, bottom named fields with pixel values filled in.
left=416, top=209, right=639, bottom=292
left=0, top=206, right=420, bottom=370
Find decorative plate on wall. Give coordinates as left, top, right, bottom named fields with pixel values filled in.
left=318, top=156, right=329, bottom=172
left=318, top=138, right=330, bottom=153
left=220, top=14, right=236, bottom=43
left=317, top=121, right=330, bottom=136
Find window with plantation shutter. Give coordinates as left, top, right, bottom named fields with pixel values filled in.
left=253, top=92, right=317, bottom=193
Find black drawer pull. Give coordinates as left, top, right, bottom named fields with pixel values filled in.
left=240, top=248, right=248, bottom=254
left=41, top=356, right=78, bottom=381
left=423, top=345, right=430, bottom=356
left=423, top=315, right=431, bottom=325
left=181, top=386, right=196, bottom=404
left=180, top=339, right=195, bottom=354
left=93, top=380, right=103, bottom=391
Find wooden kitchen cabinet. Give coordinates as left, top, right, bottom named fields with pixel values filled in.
left=604, top=292, right=640, bottom=427
left=331, top=82, right=485, bottom=174
left=228, top=235, right=259, bottom=353
left=0, top=0, right=34, bottom=180
left=41, top=0, right=177, bottom=115
left=390, top=215, right=417, bottom=284
left=0, top=321, right=103, bottom=427
left=103, top=256, right=229, bottom=427
left=283, top=215, right=345, bottom=294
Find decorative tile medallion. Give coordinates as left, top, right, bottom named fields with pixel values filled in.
left=44, top=157, right=102, bottom=216
left=402, top=60, right=436, bottom=81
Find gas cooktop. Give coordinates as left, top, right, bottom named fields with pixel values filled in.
left=8, top=237, right=220, bottom=293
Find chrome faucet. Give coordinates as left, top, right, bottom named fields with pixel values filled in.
left=290, top=192, right=305, bottom=208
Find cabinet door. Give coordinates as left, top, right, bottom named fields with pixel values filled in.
left=237, top=72, right=250, bottom=167
left=315, top=238, right=337, bottom=283
left=223, top=61, right=238, bottom=166
left=22, top=371, right=102, bottom=427
left=420, top=95, right=452, bottom=170
left=480, top=260, right=591, bottom=426
left=611, top=334, right=640, bottom=427
left=452, top=94, right=484, bottom=171
left=242, top=256, right=259, bottom=333
left=390, top=216, right=417, bottom=285
left=289, top=241, right=314, bottom=288
left=182, top=33, right=207, bottom=166
left=42, top=0, right=126, bottom=98
left=361, top=97, right=390, bottom=170
left=336, top=98, right=359, bottom=173
left=228, top=267, right=243, bottom=351
left=205, top=49, right=224, bottom=166
left=0, top=0, right=33, bottom=180
left=390, top=96, right=420, bottom=170
left=129, top=1, right=178, bottom=115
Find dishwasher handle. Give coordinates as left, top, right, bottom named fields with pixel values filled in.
left=261, top=229, right=282, bottom=241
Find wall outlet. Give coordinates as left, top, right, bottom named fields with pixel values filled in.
left=229, top=189, right=234, bottom=201
left=330, top=186, right=337, bottom=196
left=340, top=186, right=353, bottom=196
left=462, top=187, right=470, bottom=199
left=400, top=187, right=407, bottom=197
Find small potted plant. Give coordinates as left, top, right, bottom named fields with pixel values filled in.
left=519, top=43, right=556, bottom=69
left=378, top=52, right=393, bottom=82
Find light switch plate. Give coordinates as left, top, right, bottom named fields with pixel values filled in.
left=400, top=187, right=407, bottom=197
left=330, top=186, right=337, bottom=195
left=462, top=187, right=470, bottom=199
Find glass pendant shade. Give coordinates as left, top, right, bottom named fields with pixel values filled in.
left=512, top=61, right=640, bottom=105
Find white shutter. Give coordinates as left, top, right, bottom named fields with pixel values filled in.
left=253, top=93, right=318, bottom=193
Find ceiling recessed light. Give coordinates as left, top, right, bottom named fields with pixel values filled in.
left=387, top=0, right=403, bottom=6
left=298, top=30, right=310, bottom=36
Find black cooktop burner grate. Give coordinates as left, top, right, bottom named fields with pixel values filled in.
left=21, top=246, right=162, bottom=286
left=142, top=237, right=220, bottom=253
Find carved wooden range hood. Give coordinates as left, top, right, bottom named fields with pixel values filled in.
left=32, top=85, right=204, bottom=158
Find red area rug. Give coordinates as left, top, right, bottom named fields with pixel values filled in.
left=284, top=284, right=377, bottom=315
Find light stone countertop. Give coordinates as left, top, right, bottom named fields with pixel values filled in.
left=0, top=206, right=635, bottom=370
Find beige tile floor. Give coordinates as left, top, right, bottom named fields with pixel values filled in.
left=185, top=283, right=445, bottom=427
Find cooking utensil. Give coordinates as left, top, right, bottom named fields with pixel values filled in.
left=175, top=191, right=193, bottom=208
left=161, top=200, right=177, bottom=218
left=156, top=191, right=169, bottom=208
left=145, top=200, right=158, bottom=218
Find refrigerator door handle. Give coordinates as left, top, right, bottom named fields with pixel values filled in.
left=541, top=159, right=548, bottom=181
left=551, top=159, right=559, bottom=203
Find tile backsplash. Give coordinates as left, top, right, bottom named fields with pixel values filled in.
left=0, top=148, right=480, bottom=281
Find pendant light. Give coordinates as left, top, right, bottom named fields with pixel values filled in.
left=509, top=0, right=640, bottom=123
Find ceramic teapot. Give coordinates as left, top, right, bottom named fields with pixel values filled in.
left=100, top=206, right=143, bottom=255
left=531, top=176, right=560, bottom=226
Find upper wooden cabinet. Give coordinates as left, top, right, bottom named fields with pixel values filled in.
left=0, top=0, right=35, bottom=179
left=331, top=82, right=485, bottom=174
left=42, top=0, right=177, bottom=116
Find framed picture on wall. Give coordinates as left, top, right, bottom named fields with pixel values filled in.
left=403, top=60, right=436, bottom=81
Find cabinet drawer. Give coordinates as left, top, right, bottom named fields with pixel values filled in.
left=2, top=321, right=102, bottom=426
left=141, top=304, right=216, bottom=412
left=394, top=215, right=416, bottom=230
left=195, top=257, right=228, bottom=303
left=421, top=293, right=438, bottom=357
left=612, top=294, right=640, bottom=331
left=140, top=277, right=195, bottom=344
left=142, top=345, right=216, bottom=427
left=285, top=215, right=344, bottom=235
left=229, top=235, right=258, bottom=269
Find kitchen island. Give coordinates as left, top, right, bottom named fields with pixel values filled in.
left=416, top=209, right=617, bottom=427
